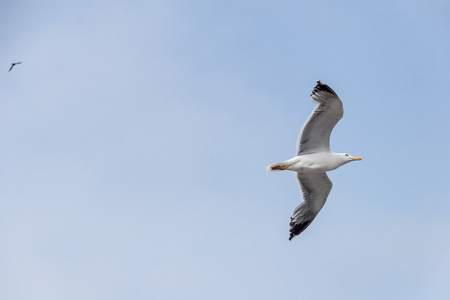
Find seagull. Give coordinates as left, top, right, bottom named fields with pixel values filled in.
left=266, top=81, right=362, bottom=240
left=9, top=62, right=22, bottom=72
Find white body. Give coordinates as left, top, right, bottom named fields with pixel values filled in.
left=266, top=152, right=354, bottom=173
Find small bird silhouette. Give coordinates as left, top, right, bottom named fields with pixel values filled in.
left=9, top=62, right=22, bottom=72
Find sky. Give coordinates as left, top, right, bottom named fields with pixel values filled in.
left=2, top=0, right=450, bottom=299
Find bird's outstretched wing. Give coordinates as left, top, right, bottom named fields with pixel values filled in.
left=289, top=172, right=333, bottom=240
left=297, top=81, right=343, bottom=155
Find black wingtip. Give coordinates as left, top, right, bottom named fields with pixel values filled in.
left=311, top=80, right=337, bottom=97
left=289, top=219, right=313, bottom=240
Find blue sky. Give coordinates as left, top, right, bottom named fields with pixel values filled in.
left=2, top=1, right=450, bottom=299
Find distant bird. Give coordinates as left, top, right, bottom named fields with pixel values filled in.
left=9, top=62, right=22, bottom=72
left=267, top=81, right=362, bottom=240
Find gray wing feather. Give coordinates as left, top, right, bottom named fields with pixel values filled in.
left=289, top=172, right=333, bottom=240
left=297, top=81, right=343, bottom=155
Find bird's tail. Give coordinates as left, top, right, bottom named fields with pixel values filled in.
left=266, top=161, right=291, bottom=173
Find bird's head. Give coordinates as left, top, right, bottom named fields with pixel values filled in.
left=340, top=153, right=363, bottom=163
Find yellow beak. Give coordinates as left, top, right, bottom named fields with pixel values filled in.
left=351, top=157, right=363, bottom=161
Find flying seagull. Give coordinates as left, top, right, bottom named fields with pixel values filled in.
left=266, top=81, right=362, bottom=240
left=9, top=62, right=22, bottom=72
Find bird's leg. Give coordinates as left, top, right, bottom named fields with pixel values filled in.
left=271, top=165, right=290, bottom=171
